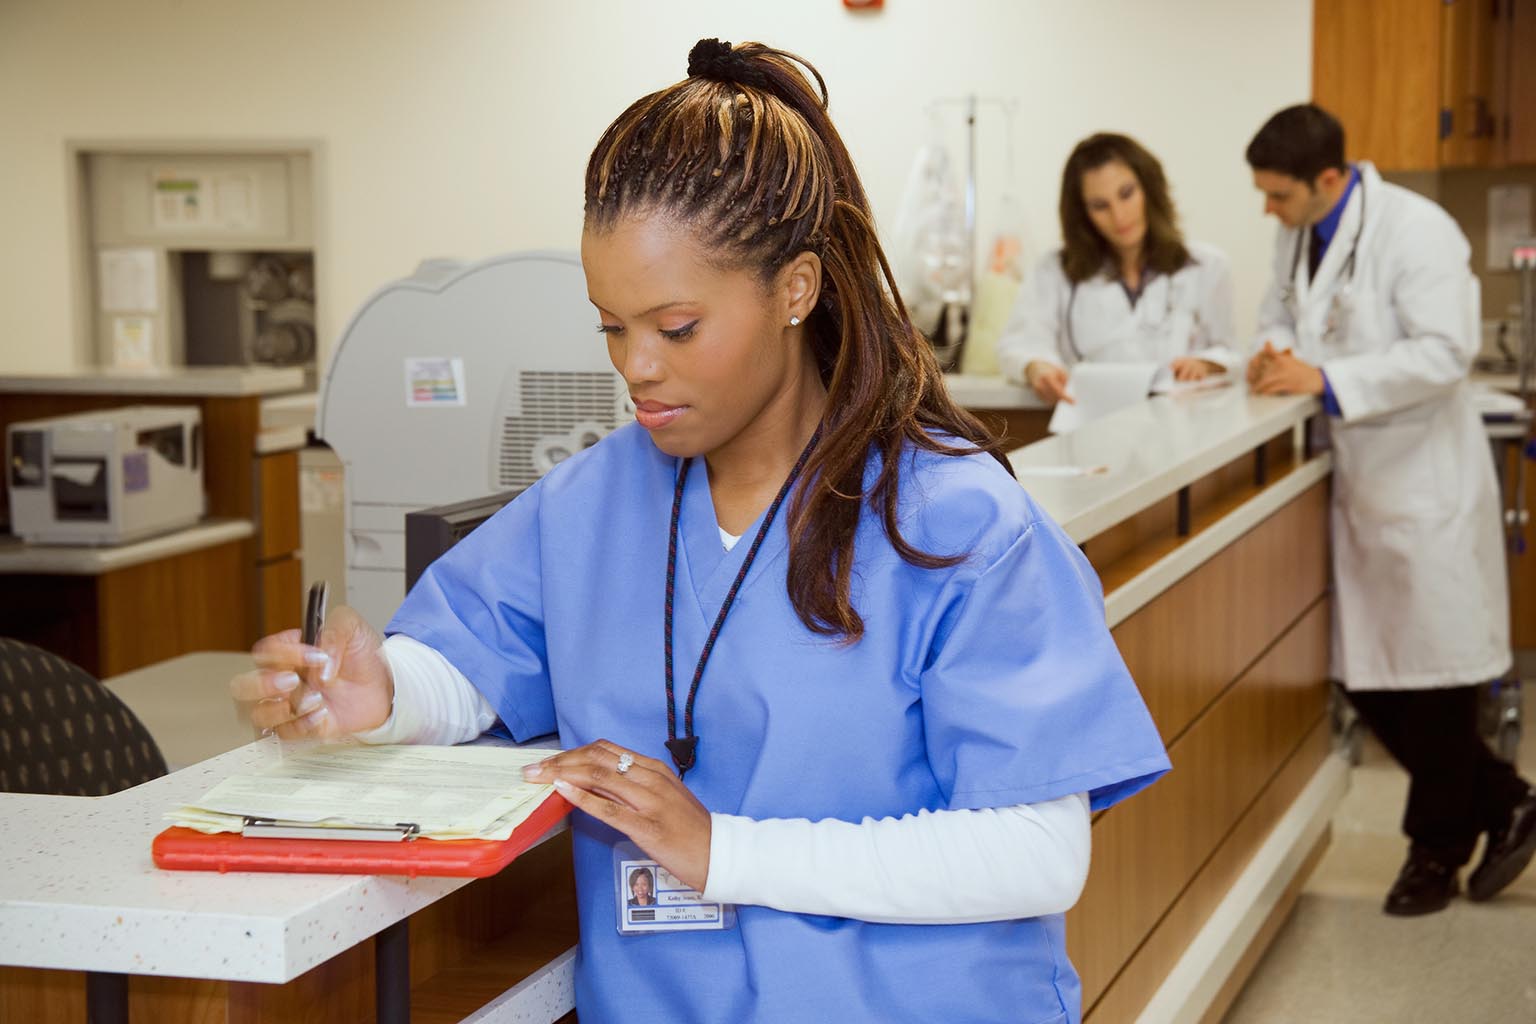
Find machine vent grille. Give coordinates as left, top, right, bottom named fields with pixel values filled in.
left=497, top=371, right=624, bottom=489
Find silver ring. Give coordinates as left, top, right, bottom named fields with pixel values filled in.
left=616, top=752, right=634, bottom=775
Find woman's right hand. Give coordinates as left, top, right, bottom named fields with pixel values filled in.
left=1025, top=360, right=1074, bottom=404
left=229, top=605, right=395, bottom=741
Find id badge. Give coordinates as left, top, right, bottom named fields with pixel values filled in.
left=613, top=841, right=735, bottom=935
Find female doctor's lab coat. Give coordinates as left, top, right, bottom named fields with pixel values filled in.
left=387, top=423, right=1170, bottom=1024
left=1255, top=160, right=1509, bottom=692
left=997, top=239, right=1237, bottom=384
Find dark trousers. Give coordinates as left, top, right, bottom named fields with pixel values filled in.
left=1348, top=685, right=1530, bottom=866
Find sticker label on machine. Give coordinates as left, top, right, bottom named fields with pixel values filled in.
left=404, top=357, right=467, bottom=407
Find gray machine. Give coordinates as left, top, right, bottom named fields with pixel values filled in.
left=6, top=405, right=205, bottom=545
left=318, top=251, right=631, bottom=629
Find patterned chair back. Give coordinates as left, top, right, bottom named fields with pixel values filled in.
left=0, top=637, right=169, bottom=795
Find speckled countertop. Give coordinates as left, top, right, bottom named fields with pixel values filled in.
left=0, top=739, right=557, bottom=983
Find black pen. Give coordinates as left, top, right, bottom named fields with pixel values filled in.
left=283, top=581, right=330, bottom=746
left=303, top=580, right=329, bottom=650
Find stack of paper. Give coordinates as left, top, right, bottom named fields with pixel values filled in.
left=1048, top=362, right=1159, bottom=434
left=165, top=744, right=558, bottom=842
left=1049, top=362, right=1235, bottom=433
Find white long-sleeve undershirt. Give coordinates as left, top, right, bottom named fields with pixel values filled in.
left=361, top=633, right=1091, bottom=924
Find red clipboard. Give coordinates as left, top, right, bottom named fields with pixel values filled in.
left=151, top=792, right=572, bottom=878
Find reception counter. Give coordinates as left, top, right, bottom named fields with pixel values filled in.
left=0, top=386, right=1340, bottom=1024
left=1023, top=389, right=1342, bottom=1022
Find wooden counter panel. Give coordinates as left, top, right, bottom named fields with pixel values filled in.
left=0, top=965, right=83, bottom=1022
left=1080, top=494, right=1180, bottom=573
left=256, top=450, right=301, bottom=561
left=1093, top=448, right=1324, bottom=598
left=228, top=829, right=578, bottom=1023
left=1187, top=433, right=1295, bottom=520
left=969, top=408, right=1051, bottom=452
left=1111, top=480, right=1329, bottom=747
left=95, top=539, right=249, bottom=677
left=1082, top=722, right=1332, bottom=1024
left=1082, top=433, right=1297, bottom=580
left=258, top=556, right=304, bottom=637
left=1067, top=596, right=1330, bottom=1012
left=0, top=575, right=102, bottom=675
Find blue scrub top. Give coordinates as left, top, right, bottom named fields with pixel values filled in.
left=389, top=423, right=1169, bottom=1024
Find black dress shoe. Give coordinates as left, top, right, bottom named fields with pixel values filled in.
left=1469, top=788, right=1536, bottom=902
left=1384, top=851, right=1459, bottom=916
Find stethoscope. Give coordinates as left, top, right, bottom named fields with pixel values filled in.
left=1280, top=175, right=1367, bottom=328
left=1063, top=268, right=1179, bottom=364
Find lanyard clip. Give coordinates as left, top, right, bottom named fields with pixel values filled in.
left=666, top=736, right=699, bottom=776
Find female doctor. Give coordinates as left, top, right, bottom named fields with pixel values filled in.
left=231, top=41, right=1169, bottom=1023
left=1246, top=104, right=1534, bottom=917
left=998, top=133, right=1236, bottom=404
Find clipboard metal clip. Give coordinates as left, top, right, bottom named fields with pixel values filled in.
left=241, top=817, right=422, bottom=843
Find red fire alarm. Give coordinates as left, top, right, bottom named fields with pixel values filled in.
left=843, top=0, right=883, bottom=9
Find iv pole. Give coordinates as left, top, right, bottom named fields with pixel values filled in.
left=926, top=94, right=1018, bottom=366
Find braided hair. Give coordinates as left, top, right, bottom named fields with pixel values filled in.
left=585, top=39, right=1013, bottom=643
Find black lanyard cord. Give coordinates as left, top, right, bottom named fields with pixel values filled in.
left=663, top=426, right=822, bottom=778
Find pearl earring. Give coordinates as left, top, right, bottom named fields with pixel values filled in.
left=789, top=316, right=801, bottom=327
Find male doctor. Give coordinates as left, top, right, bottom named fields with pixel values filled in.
left=1245, top=104, right=1535, bottom=916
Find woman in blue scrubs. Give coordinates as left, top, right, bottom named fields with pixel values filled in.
left=235, top=40, right=1169, bottom=1024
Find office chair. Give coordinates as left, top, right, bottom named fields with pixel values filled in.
left=0, top=637, right=168, bottom=795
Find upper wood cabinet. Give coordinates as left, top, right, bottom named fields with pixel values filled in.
left=1509, top=0, right=1536, bottom=164
left=1313, top=0, right=1535, bottom=171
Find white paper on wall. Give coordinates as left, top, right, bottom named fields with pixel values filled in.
left=213, top=173, right=257, bottom=229
left=1488, top=184, right=1533, bottom=271
left=98, top=248, right=158, bottom=313
left=112, top=316, right=155, bottom=368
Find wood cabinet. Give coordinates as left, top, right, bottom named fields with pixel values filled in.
left=1510, top=0, right=1536, bottom=164
left=1313, top=0, right=1536, bottom=171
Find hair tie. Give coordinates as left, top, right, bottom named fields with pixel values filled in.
left=688, top=38, right=738, bottom=80
left=687, top=38, right=772, bottom=91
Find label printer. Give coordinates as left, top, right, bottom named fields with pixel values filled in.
left=6, top=405, right=205, bottom=545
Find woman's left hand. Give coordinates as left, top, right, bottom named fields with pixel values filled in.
left=523, top=740, right=713, bottom=891
left=1171, top=356, right=1225, bottom=382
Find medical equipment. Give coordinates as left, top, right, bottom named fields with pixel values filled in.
left=318, top=251, right=630, bottom=629
left=898, top=95, right=1019, bottom=370
left=1062, top=273, right=1179, bottom=364
left=1475, top=238, right=1535, bottom=762
left=6, top=405, right=204, bottom=545
left=1497, top=238, right=1536, bottom=555
left=183, top=251, right=318, bottom=370
left=1281, top=173, right=1367, bottom=344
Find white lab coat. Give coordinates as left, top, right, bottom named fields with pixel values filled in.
left=996, top=239, right=1237, bottom=384
left=1255, top=161, right=1509, bottom=691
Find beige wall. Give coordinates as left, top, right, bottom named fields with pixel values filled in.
left=0, top=0, right=1312, bottom=374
